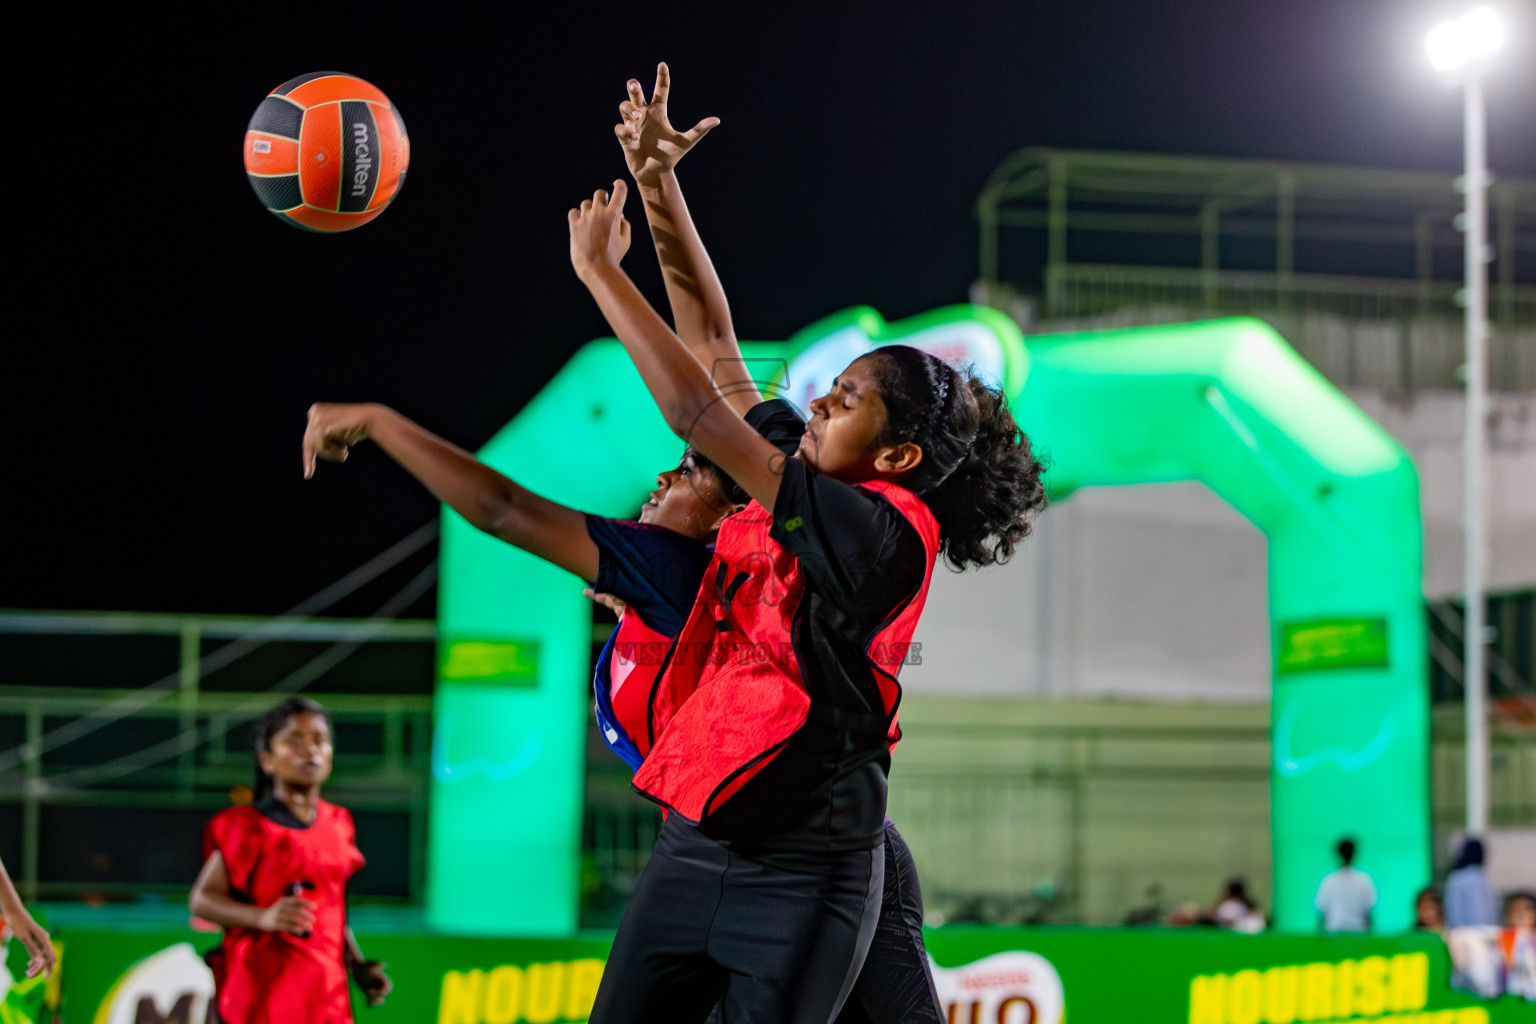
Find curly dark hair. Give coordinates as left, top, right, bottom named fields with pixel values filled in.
left=252, top=696, right=332, bottom=802
left=867, top=345, right=1048, bottom=571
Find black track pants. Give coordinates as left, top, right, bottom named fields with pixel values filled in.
left=589, top=815, right=884, bottom=1024
left=704, top=820, right=944, bottom=1024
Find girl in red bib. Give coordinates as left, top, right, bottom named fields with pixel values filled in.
left=570, top=153, right=1047, bottom=1021
left=190, top=698, right=390, bottom=1024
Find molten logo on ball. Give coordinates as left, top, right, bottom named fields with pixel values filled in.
left=351, top=123, right=373, bottom=197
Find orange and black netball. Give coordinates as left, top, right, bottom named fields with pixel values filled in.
left=243, top=72, right=409, bottom=233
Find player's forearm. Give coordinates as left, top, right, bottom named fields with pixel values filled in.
left=640, top=173, right=760, bottom=411
left=363, top=406, right=597, bottom=577
left=0, top=857, right=27, bottom=919
left=639, top=174, right=733, bottom=353
left=189, top=889, right=265, bottom=931
left=363, top=406, right=526, bottom=532
left=344, top=927, right=365, bottom=966
left=579, top=263, right=720, bottom=437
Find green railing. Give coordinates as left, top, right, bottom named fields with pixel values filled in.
left=0, top=610, right=435, bottom=903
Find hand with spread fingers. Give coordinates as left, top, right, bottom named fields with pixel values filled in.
left=568, top=181, right=632, bottom=281
left=616, top=62, right=719, bottom=186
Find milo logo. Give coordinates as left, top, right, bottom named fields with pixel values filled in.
left=931, top=950, right=1066, bottom=1024
left=93, top=943, right=215, bottom=1024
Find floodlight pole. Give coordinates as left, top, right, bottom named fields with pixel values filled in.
left=1461, top=72, right=1490, bottom=838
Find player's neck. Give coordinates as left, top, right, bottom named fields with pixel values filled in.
left=271, top=781, right=321, bottom=824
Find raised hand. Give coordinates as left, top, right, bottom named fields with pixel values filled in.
left=302, top=403, right=375, bottom=479
left=256, top=894, right=317, bottom=935
left=568, top=181, right=632, bottom=281
left=616, top=62, right=719, bottom=186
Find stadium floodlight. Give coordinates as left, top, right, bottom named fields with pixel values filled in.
left=1426, top=6, right=1506, bottom=70
left=1426, top=7, right=1505, bottom=839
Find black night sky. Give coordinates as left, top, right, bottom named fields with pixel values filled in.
left=6, top=1, right=1535, bottom=618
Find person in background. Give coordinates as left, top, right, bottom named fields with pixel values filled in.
left=1499, top=892, right=1536, bottom=1002
left=1212, top=878, right=1266, bottom=934
left=1415, top=887, right=1446, bottom=931
left=0, top=856, right=52, bottom=978
left=1314, top=837, right=1376, bottom=933
left=189, top=697, right=390, bottom=1024
left=1444, top=836, right=1500, bottom=928
left=1508, top=893, right=1536, bottom=930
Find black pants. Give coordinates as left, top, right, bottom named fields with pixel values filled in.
left=589, top=815, right=884, bottom=1024
left=703, top=820, right=944, bottom=1024
left=832, top=821, right=944, bottom=1024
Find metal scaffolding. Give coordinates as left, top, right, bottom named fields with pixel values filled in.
left=974, top=149, right=1536, bottom=390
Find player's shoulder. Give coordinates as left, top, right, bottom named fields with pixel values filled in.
left=209, top=803, right=261, bottom=828
left=316, top=798, right=357, bottom=833
left=588, top=514, right=710, bottom=554
left=206, top=803, right=264, bottom=845
left=317, top=798, right=353, bottom=821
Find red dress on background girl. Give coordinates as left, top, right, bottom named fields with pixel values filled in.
left=203, top=797, right=365, bottom=1024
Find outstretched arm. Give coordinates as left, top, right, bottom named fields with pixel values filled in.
left=302, top=404, right=599, bottom=581
left=615, top=64, right=761, bottom=414
left=570, top=183, right=784, bottom=511
left=0, top=855, right=53, bottom=979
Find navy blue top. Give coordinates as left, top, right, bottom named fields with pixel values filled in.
left=584, top=399, right=807, bottom=769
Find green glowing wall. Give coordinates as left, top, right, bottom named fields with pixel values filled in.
left=430, top=310, right=1428, bottom=935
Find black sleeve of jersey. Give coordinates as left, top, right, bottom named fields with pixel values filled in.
left=744, top=398, right=807, bottom=456
left=584, top=515, right=713, bottom=637
left=767, top=458, right=925, bottom=615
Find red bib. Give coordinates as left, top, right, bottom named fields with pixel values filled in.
left=631, top=480, right=939, bottom=822
left=203, top=800, right=365, bottom=1024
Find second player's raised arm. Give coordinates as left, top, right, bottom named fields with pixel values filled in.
left=614, top=64, right=759, bottom=413
left=302, top=403, right=600, bottom=581
left=637, top=171, right=762, bottom=411
left=570, top=185, right=784, bottom=510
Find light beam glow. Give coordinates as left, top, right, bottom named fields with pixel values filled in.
left=1426, top=6, right=1507, bottom=71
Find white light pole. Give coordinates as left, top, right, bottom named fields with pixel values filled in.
left=1427, top=5, right=1505, bottom=838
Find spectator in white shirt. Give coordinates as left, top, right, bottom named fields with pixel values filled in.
left=1315, top=838, right=1376, bottom=933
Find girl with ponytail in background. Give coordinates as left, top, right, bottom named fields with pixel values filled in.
left=189, top=697, right=390, bottom=1023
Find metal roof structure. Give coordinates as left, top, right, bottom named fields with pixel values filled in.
left=976, top=148, right=1536, bottom=327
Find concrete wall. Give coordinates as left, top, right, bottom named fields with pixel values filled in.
left=888, top=697, right=1536, bottom=928
left=903, top=388, right=1535, bottom=702
left=888, top=696, right=1273, bottom=926
left=1350, top=388, right=1536, bottom=600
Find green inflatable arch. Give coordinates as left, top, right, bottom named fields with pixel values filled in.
left=428, top=308, right=1428, bottom=936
